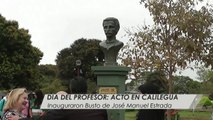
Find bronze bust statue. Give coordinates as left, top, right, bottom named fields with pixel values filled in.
left=99, top=17, right=124, bottom=66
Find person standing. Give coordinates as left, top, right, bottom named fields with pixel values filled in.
left=2, top=88, right=28, bottom=120
left=32, top=90, right=44, bottom=110
left=31, top=90, right=44, bottom=119
left=42, top=77, right=108, bottom=120
left=136, top=72, right=166, bottom=120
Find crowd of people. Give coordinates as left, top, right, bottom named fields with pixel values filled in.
left=42, top=77, right=108, bottom=120
left=0, top=77, right=108, bottom=120
left=0, top=89, right=44, bottom=120
left=0, top=74, right=167, bottom=120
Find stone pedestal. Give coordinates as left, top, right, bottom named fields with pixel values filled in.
left=92, top=66, right=130, bottom=120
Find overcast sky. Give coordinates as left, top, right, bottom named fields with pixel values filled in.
left=0, top=0, right=152, bottom=64
left=1, top=0, right=211, bottom=80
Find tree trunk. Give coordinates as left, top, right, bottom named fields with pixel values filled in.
left=167, top=70, right=173, bottom=120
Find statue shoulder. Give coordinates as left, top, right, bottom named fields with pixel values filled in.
left=99, top=40, right=107, bottom=47
left=115, top=40, right=124, bottom=46
left=99, top=39, right=123, bottom=49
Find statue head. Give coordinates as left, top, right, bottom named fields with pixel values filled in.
left=102, top=17, right=120, bottom=40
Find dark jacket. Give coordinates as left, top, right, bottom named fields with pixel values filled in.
left=41, top=109, right=108, bottom=120
left=137, top=83, right=165, bottom=120
left=136, top=109, right=165, bottom=120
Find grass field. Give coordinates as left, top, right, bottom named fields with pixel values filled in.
left=125, top=110, right=212, bottom=120
left=179, top=110, right=212, bottom=120
left=125, top=110, right=137, bottom=120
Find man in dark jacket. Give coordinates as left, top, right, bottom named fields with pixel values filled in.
left=136, top=72, right=166, bottom=120
left=42, top=77, right=108, bottom=120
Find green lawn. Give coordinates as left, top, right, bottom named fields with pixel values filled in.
left=125, top=110, right=212, bottom=120
left=178, top=110, right=212, bottom=120
left=125, top=110, right=137, bottom=120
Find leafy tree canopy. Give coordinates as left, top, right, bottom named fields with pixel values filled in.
left=56, top=38, right=104, bottom=81
left=0, top=14, right=43, bottom=90
left=38, top=64, right=58, bottom=78
left=196, top=66, right=213, bottom=94
left=120, top=0, right=213, bottom=94
left=173, top=76, right=201, bottom=94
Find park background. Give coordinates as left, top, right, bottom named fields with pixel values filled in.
left=0, top=0, right=213, bottom=120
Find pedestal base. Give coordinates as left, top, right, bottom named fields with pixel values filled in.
left=92, top=66, right=130, bottom=120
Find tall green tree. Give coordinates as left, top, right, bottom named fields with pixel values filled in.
left=121, top=0, right=213, bottom=93
left=120, top=1, right=213, bottom=119
left=56, top=38, right=104, bottom=93
left=173, top=76, right=201, bottom=94
left=0, top=14, right=43, bottom=90
left=196, top=66, right=213, bottom=82
left=38, top=64, right=58, bottom=78
left=197, top=66, right=213, bottom=94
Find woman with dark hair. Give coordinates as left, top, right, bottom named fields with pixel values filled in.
left=32, top=90, right=44, bottom=109
left=31, top=90, right=44, bottom=119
